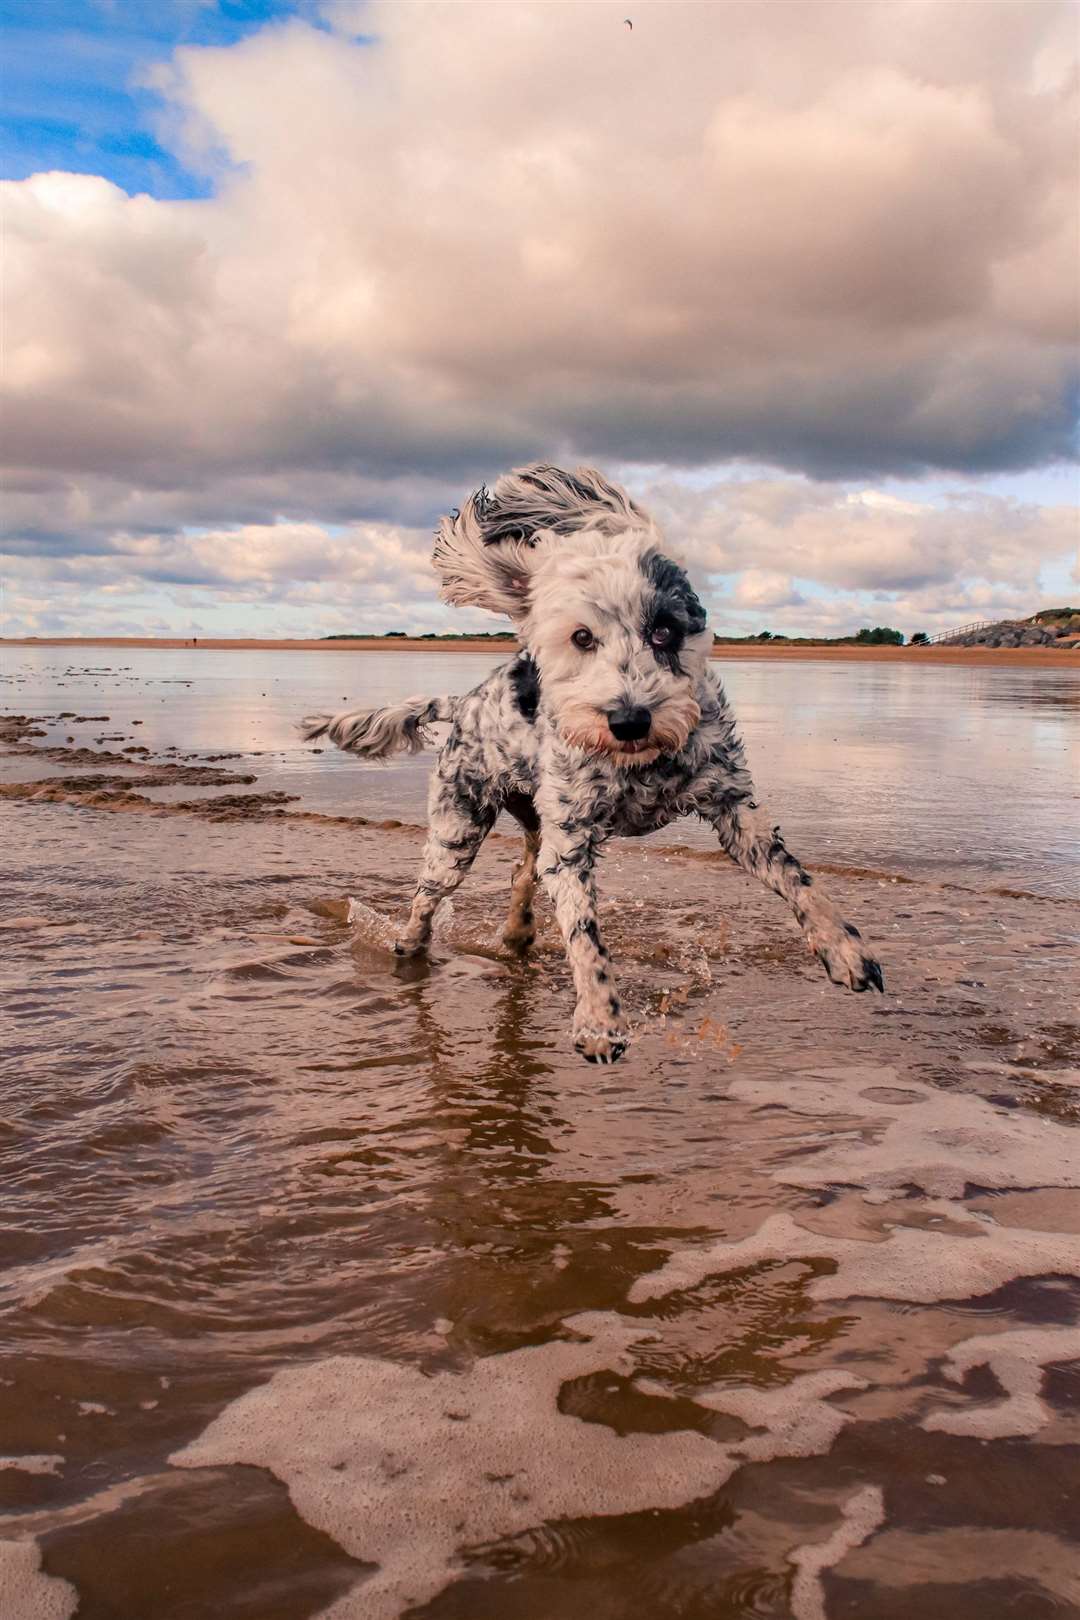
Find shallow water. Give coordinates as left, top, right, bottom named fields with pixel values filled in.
left=2, top=647, right=1079, bottom=1620
left=5, top=646, right=1079, bottom=891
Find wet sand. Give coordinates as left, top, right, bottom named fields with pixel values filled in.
left=2, top=648, right=1079, bottom=1619
left=4, top=634, right=1077, bottom=667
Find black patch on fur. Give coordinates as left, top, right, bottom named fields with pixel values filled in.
left=451, top=775, right=496, bottom=827
left=570, top=916, right=603, bottom=949
left=509, top=654, right=540, bottom=722
left=504, top=789, right=540, bottom=834
left=639, top=549, right=707, bottom=672
left=472, top=484, right=531, bottom=545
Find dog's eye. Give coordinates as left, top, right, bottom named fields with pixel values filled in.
left=650, top=625, right=674, bottom=648
left=571, top=628, right=596, bottom=651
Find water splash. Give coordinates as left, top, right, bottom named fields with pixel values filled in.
left=346, top=896, right=455, bottom=950
left=346, top=897, right=399, bottom=950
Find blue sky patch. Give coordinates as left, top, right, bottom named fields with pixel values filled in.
left=0, top=0, right=324, bottom=196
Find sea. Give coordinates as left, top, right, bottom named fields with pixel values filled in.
left=2, top=644, right=1078, bottom=1619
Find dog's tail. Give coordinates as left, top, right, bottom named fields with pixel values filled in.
left=298, top=694, right=458, bottom=759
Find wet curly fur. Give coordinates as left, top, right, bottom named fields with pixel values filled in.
left=301, top=464, right=884, bottom=1062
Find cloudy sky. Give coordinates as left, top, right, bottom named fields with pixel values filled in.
left=3, top=0, right=1078, bottom=640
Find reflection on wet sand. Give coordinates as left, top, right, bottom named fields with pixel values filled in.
left=1, top=649, right=1079, bottom=1619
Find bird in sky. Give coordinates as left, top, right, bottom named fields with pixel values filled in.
left=625, top=18, right=633, bottom=30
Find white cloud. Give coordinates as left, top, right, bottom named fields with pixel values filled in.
left=3, top=475, right=1074, bottom=640
left=5, top=2, right=1079, bottom=483
left=2, top=1, right=1077, bottom=636
left=646, top=477, right=1078, bottom=595
left=731, top=571, right=806, bottom=611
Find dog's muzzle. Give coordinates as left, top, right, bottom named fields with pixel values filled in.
left=606, top=705, right=652, bottom=743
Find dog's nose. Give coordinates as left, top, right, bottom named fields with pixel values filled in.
left=607, top=705, right=652, bottom=742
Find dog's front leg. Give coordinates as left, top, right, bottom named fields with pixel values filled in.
left=539, top=833, right=628, bottom=1063
left=703, top=788, right=884, bottom=992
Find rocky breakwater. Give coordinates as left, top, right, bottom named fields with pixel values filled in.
left=946, top=613, right=1080, bottom=649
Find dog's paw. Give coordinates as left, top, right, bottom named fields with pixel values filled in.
left=501, top=923, right=536, bottom=956
left=391, top=937, right=428, bottom=958
left=809, top=923, right=884, bottom=993
left=573, top=1016, right=630, bottom=1064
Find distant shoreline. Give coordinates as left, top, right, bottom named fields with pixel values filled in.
left=3, top=635, right=1076, bottom=667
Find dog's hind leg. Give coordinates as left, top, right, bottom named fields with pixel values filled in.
left=501, top=792, right=541, bottom=955
left=393, top=781, right=496, bottom=957
left=702, top=788, right=884, bottom=993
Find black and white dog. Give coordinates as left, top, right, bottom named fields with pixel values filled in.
left=302, top=464, right=883, bottom=1062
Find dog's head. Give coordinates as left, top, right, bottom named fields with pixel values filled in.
left=433, top=465, right=710, bottom=766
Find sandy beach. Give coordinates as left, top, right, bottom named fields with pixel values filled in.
left=4, top=634, right=1077, bottom=666
left=2, top=642, right=1079, bottom=1618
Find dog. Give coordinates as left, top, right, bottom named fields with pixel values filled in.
left=301, top=464, right=883, bottom=1062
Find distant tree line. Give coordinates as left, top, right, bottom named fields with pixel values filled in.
left=854, top=626, right=904, bottom=644
left=323, top=630, right=516, bottom=641
left=714, top=625, right=906, bottom=646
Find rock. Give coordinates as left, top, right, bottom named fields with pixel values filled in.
left=943, top=616, right=1070, bottom=649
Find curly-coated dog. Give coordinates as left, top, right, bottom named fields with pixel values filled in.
left=301, top=464, right=884, bottom=1062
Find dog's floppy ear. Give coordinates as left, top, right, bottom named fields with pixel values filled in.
left=432, top=500, right=552, bottom=619
left=432, top=462, right=654, bottom=619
